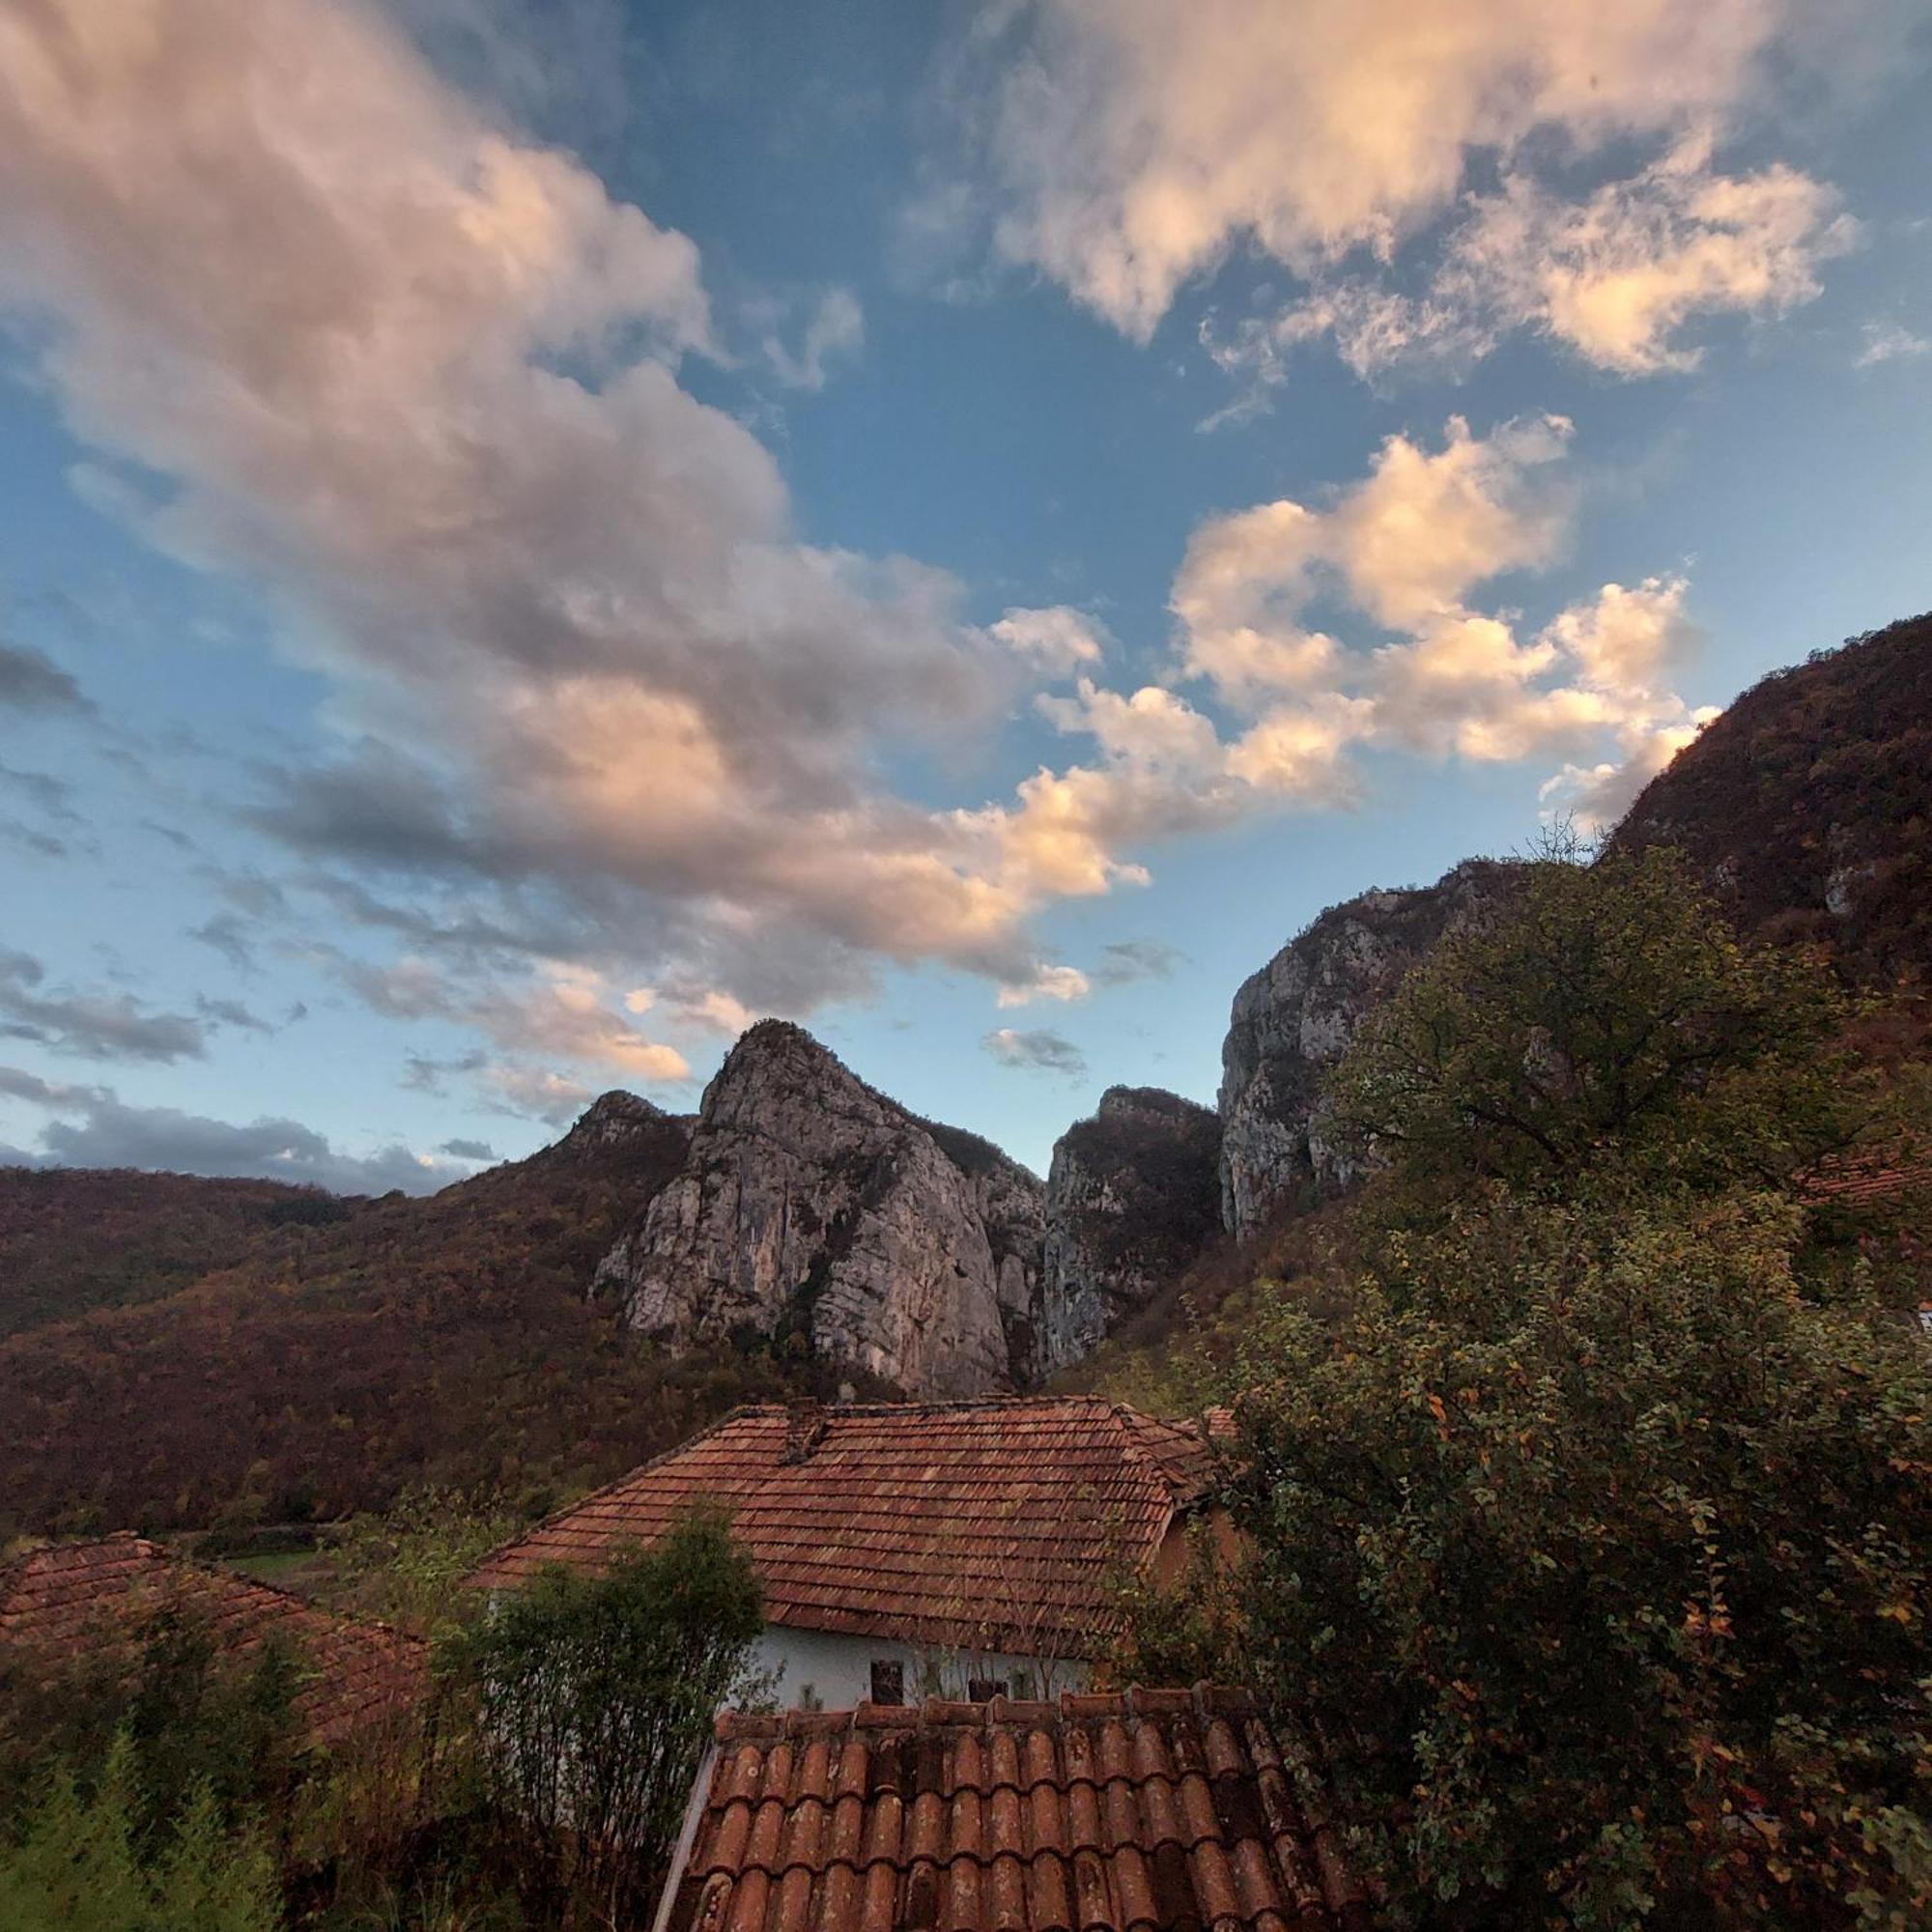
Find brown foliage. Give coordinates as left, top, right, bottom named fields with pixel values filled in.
left=1613, top=609, right=1932, bottom=988
left=0, top=1114, right=823, bottom=1537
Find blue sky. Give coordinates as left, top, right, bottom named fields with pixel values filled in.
left=1, top=0, right=1928, bottom=1186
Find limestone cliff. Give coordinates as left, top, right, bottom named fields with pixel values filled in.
left=1038, top=1088, right=1222, bottom=1369
left=1218, top=859, right=1526, bottom=1238
left=591, top=1022, right=1051, bottom=1396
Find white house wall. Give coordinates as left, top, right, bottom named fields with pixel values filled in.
left=754, top=1623, right=1090, bottom=1713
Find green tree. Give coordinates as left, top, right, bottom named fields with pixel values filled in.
left=1226, top=1189, right=1930, bottom=1926
left=0, top=1600, right=305, bottom=1854
left=0, top=1731, right=281, bottom=1932
left=1198, top=850, right=1932, bottom=1924
left=332, top=1485, right=530, bottom=1635
left=1325, top=844, right=1859, bottom=1205
left=440, top=1504, right=767, bottom=1922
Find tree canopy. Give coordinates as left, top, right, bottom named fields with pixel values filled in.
left=1128, top=846, right=1932, bottom=1926
left=1326, top=843, right=1861, bottom=1202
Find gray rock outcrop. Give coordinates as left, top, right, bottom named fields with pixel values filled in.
left=552, top=1089, right=693, bottom=1158
left=1218, top=859, right=1526, bottom=1238
left=591, top=1022, right=1050, bottom=1396
left=1038, top=1087, right=1222, bottom=1369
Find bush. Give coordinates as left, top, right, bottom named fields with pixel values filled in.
left=0, top=1730, right=282, bottom=1932
left=439, top=1505, right=766, bottom=1921
left=1227, top=1187, right=1931, bottom=1925
left=0, top=1600, right=307, bottom=1854
left=1113, top=850, right=1932, bottom=1924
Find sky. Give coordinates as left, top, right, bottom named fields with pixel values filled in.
left=0, top=0, right=1929, bottom=1188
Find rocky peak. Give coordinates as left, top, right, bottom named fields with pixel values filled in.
left=698, top=1020, right=844, bottom=1125
left=556, top=1089, right=681, bottom=1154
left=591, top=1023, right=1052, bottom=1397
left=1218, top=858, right=1527, bottom=1238
left=1038, top=1085, right=1222, bottom=1370
left=1095, top=1086, right=1211, bottom=1132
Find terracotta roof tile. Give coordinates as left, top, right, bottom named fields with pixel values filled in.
left=1802, top=1151, right=1932, bottom=1210
left=654, top=1688, right=1374, bottom=1932
left=0, top=1532, right=424, bottom=1746
left=469, top=1399, right=1219, bottom=1657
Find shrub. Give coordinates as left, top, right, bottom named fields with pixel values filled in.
left=1227, top=1187, right=1931, bottom=1925
left=439, top=1505, right=766, bottom=1921
left=0, top=1730, right=281, bottom=1932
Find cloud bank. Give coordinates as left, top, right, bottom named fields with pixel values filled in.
left=0, top=1065, right=471, bottom=1194
left=0, top=0, right=1726, bottom=1121
left=0, top=0, right=1094, bottom=1020
left=970, top=0, right=1854, bottom=388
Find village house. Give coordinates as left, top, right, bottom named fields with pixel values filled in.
left=649, top=1684, right=1373, bottom=1932
left=467, top=1397, right=1228, bottom=1710
left=0, top=1531, right=425, bottom=1747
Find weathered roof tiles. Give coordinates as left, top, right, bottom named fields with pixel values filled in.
left=468, top=1398, right=1222, bottom=1659
left=654, top=1686, right=1374, bottom=1932
left=0, top=1532, right=425, bottom=1746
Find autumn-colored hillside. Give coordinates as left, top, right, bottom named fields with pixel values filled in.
left=0, top=1166, right=350, bottom=1340
left=1612, top=610, right=1932, bottom=985
left=0, top=1099, right=827, bottom=1537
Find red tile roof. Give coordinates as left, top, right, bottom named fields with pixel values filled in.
left=654, top=1687, right=1374, bottom=1932
left=1802, top=1151, right=1932, bottom=1211
left=0, top=1533, right=425, bottom=1746
left=468, top=1400, right=1220, bottom=1658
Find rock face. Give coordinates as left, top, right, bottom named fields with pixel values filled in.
left=1217, top=859, right=1526, bottom=1239
left=550, top=1089, right=694, bottom=1159
left=1038, top=1088, right=1222, bottom=1369
left=592, top=1022, right=1050, bottom=1396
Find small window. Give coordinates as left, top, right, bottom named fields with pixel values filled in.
left=869, top=1660, right=904, bottom=1706
left=1010, top=1668, right=1035, bottom=1701
left=967, top=1676, right=1008, bottom=1704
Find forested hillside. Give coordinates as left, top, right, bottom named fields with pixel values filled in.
left=1614, top=609, right=1932, bottom=984
left=0, top=1168, right=348, bottom=1340
left=0, top=1098, right=826, bottom=1535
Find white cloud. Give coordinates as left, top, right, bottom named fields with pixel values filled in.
left=333, top=951, right=691, bottom=1083
left=963, top=4, right=1858, bottom=401
left=988, top=606, right=1108, bottom=675
left=950, top=421, right=1694, bottom=895
left=627, top=983, right=758, bottom=1036
left=977, top=0, right=1800, bottom=341
left=0, top=949, right=208, bottom=1064
left=0, top=1063, right=467, bottom=1193
left=761, top=285, right=866, bottom=390
left=494, top=967, right=691, bottom=1081
left=477, top=1062, right=596, bottom=1124
left=1160, top=419, right=1714, bottom=814
left=1173, top=416, right=1573, bottom=703
left=1543, top=575, right=1703, bottom=697
left=981, top=1026, right=1087, bottom=1076
left=1226, top=143, right=1854, bottom=389
left=1451, top=141, right=1855, bottom=377
left=1539, top=713, right=1716, bottom=833
left=1857, top=320, right=1930, bottom=366
left=0, top=0, right=1104, bottom=1020
left=996, top=963, right=1090, bottom=1008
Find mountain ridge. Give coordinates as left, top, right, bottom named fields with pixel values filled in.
left=3, top=612, right=1927, bottom=1533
